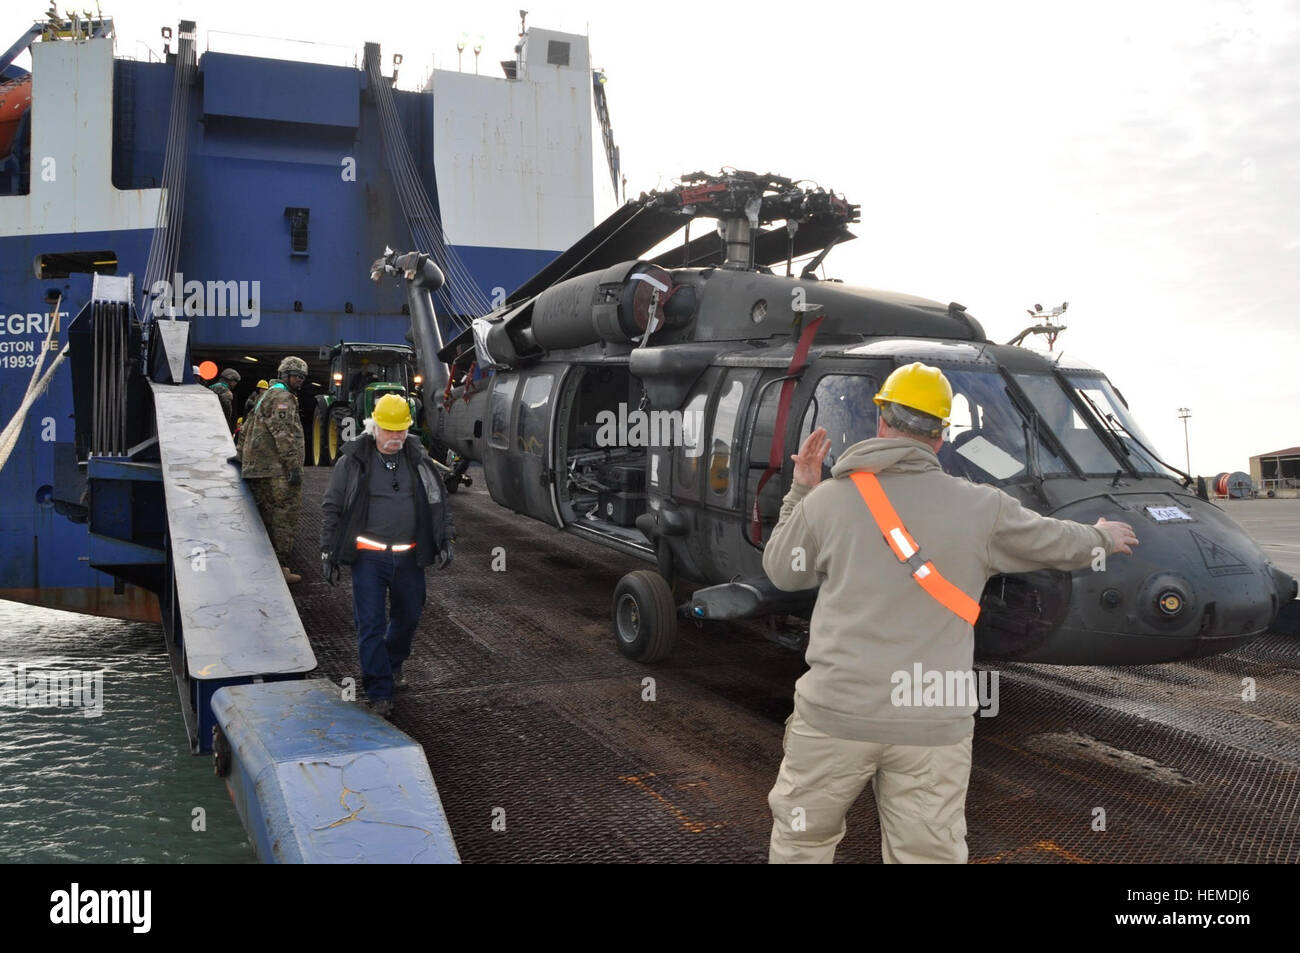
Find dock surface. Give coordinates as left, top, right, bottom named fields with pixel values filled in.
left=291, top=470, right=1300, bottom=863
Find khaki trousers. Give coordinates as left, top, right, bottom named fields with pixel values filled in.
left=768, top=708, right=972, bottom=864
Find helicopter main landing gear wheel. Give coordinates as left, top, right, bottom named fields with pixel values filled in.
left=612, top=570, right=679, bottom=662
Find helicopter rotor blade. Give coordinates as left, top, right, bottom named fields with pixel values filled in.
left=651, top=222, right=856, bottom=270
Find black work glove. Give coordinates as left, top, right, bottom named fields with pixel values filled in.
left=435, top=541, right=454, bottom=570
left=227, top=455, right=241, bottom=469
left=320, top=551, right=336, bottom=586
left=288, top=468, right=302, bottom=486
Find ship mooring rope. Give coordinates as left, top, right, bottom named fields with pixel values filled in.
left=139, top=26, right=197, bottom=320
left=364, top=44, right=492, bottom=330
left=0, top=295, right=69, bottom=473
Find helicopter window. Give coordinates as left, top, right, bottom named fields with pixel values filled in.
left=674, top=369, right=720, bottom=500
left=937, top=369, right=1073, bottom=483
left=1066, top=374, right=1170, bottom=475
left=708, top=377, right=747, bottom=502
left=947, top=393, right=973, bottom=442
left=1012, top=372, right=1122, bottom=475
left=489, top=375, right=519, bottom=450
left=798, top=375, right=880, bottom=470
left=517, top=374, right=553, bottom=457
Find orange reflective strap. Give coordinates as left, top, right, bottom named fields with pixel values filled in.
left=912, top=561, right=981, bottom=625
left=848, top=472, right=919, bottom=561
left=848, top=472, right=981, bottom=625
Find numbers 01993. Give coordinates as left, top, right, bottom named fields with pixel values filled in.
left=1, top=354, right=38, bottom=368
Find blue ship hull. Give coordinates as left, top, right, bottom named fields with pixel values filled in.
left=1, top=22, right=607, bottom=616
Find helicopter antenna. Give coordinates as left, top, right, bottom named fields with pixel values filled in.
left=1006, top=301, right=1069, bottom=349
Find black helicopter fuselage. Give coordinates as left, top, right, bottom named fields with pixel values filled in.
left=419, top=262, right=1295, bottom=665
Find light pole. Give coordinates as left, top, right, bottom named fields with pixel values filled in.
left=1177, top=407, right=1191, bottom=475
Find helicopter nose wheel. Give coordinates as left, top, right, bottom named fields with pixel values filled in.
left=612, top=570, right=679, bottom=662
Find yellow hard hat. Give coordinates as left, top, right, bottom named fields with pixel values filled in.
left=873, top=362, right=953, bottom=424
left=372, top=393, right=414, bottom=431
left=256, top=379, right=269, bottom=390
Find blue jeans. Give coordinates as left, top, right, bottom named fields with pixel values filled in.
left=351, top=549, right=426, bottom=701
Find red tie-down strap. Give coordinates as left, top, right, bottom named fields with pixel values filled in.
left=750, top=315, right=824, bottom=545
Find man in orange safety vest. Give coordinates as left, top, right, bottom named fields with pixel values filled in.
left=762, top=362, right=1138, bottom=863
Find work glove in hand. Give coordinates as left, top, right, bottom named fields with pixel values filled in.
left=288, top=468, right=302, bottom=486
left=320, top=551, right=336, bottom=586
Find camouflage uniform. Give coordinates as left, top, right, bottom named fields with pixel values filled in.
left=239, top=381, right=304, bottom=562
left=209, top=380, right=235, bottom=431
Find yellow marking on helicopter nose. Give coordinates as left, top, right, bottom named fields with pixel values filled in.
left=195, top=663, right=216, bottom=676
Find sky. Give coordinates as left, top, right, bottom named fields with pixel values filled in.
left=4, top=0, right=1297, bottom=475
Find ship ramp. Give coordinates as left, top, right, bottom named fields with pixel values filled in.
left=151, top=381, right=459, bottom=863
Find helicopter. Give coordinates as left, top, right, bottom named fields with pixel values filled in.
left=371, top=169, right=1296, bottom=665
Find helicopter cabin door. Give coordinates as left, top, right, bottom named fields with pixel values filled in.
left=481, top=365, right=567, bottom=527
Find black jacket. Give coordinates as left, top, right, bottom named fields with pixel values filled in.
left=321, top=433, right=455, bottom=568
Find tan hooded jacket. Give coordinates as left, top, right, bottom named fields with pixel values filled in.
left=762, top=436, right=1114, bottom=746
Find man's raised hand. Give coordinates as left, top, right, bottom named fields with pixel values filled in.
left=792, top=427, right=832, bottom=488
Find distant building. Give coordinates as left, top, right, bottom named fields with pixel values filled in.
left=1250, top=446, right=1300, bottom=498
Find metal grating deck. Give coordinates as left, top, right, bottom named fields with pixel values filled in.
left=291, top=467, right=1300, bottom=863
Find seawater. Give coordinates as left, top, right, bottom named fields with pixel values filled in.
left=0, top=600, right=254, bottom=863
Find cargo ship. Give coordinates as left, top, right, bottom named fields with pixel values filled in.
left=0, top=11, right=621, bottom=860
left=0, top=10, right=619, bottom=621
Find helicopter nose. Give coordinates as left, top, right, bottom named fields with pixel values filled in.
left=1023, top=494, right=1294, bottom=663
left=1066, top=494, right=1289, bottom=650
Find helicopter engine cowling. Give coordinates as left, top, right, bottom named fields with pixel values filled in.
left=521, top=261, right=692, bottom=355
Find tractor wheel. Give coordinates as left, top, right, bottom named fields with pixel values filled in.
left=611, top=570, right=679, bottom=663
left=328, top=407, right=354, bottom=459
left=312, top=407, right=330, bottom=466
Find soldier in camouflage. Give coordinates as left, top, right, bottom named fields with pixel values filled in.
left=208, top=367, right=241, bottom=432
left=238, top=356, right=307, bottom=584
left=243, top=379, right=269, bottom=417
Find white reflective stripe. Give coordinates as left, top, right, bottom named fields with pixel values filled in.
left=391, top=543, right=415, bottom=552
left=630, top=272, right=669, bottom=293
left=356, top=536, right=385, bottom=548
left=889, top=527, right=915, bottom=559
left=914, top=564, right=931, bottom=579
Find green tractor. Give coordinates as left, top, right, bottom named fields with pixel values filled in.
left=312, top=343, right=426, bottom=466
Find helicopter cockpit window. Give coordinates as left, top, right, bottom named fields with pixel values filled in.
left=937, top=369, right=1071, bottom=483
left=1011, top=372, right=1121, bottom=475
left=708, top=378, right=746, bottom=502
left=489, top=375, right=519, bottom=450
left=517, top=374, right=552, bottom=457
left=798, top=375, right=880, bottom=470
left=1066, top=374, right=1171, bottom=475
